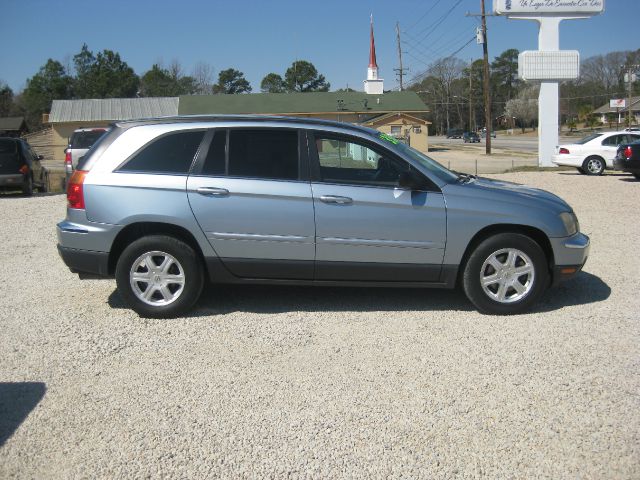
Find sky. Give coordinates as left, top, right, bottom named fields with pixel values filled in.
left=1, top=0, right=638, bottom=94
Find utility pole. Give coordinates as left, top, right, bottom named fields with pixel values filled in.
left=623, top=64, right=639, bottom=128
left=394, top=22, right=407, bottom=91
left=469, top=59, right=473, bottom=132
left=480, top=0, right=492, bottom=154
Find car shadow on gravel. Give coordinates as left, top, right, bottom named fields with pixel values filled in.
left=107, top=270, right=609, bottom=316
left=0, top=382, right=46, bottom=447
left=618, top=177, right=640, bottom=182
left=533, top=271, right=611, bottom=313
left=0, top=192, right=63, bottom=198
left=108, top=285, right=475, bottom=315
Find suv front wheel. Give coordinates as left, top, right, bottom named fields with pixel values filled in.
left=462, top=233, right=548, bottom=315
left=115, top=235, right=204, bottom=318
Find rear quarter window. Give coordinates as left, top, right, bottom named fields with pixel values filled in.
left=119, top=130, right=204, bottom=174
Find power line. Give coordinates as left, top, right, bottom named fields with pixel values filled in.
left=405, top=0, right=444, bottom=32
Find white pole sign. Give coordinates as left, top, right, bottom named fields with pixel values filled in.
left=494, top=1, right=604, bottom=167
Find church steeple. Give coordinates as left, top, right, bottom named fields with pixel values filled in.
left=364, top=14, right=384, bottom=94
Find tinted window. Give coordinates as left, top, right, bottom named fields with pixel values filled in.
left=316, top=136, right=410, bottom=187
left=71, top=130, right=107, bottom=149
left=120, top=131, right=204, bottom=174
left=626, top=134, right=640, bottom=143
left=201, top=130, right=226, bottom=176
left=228, top=130, right=298, bottom=180
left=0, top=139, right=17, bottom=154
left=576, top=133, right=602, bottom=145
left=601, top=135, right=623, bottom=146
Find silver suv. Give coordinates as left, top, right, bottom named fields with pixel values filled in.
left=64, top=127, right=109, bottom=182
left=57, top=116, right=590, bottom=318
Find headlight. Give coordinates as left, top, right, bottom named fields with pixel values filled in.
left=559, top=212, right=579, bottom=236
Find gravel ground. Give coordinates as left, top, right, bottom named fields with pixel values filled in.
left=0, top=171, right=638, bottom=479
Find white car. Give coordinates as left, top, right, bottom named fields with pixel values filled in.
left=552, top=131, right=640, bottom=175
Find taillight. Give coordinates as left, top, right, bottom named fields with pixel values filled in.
left=19, top=165, right=29, bottom=175
left=67, top=170, right=88, bottom=209
left=559, top=147, right=570, bottom=154
left=624, top=146, right=632, bottom=159
left=65, top=150, right=72, bottom=166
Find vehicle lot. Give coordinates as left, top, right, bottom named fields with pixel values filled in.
left=1, top=172, right=639, bottom=478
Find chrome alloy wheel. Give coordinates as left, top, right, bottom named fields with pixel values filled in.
left=129, top=251, right=185, bottom=306
left=480, top=248, right=535, bottom=303
left=586, top=157, right=603, bottom=174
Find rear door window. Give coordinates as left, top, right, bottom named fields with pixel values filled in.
left=119, top=130, right=204, bottom=174
left=227, top=129, right=299, bottom=180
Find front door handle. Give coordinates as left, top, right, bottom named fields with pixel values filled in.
left=319, top=195, right=353, bottom=205
left=196, top=186, right=229, bottom=197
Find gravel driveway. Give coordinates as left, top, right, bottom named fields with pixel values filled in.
left=1, top=172, right=638, bottom=478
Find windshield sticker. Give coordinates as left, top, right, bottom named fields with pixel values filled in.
left=379, top=133, right=399, bottom=145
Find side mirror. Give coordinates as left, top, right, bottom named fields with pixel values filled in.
left=398, top=171, right=426, bottom=191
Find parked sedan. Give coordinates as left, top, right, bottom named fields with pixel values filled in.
left=552, top=131, right=640, bottom=175
left=613, top=139, right=640, bottom=179
left=0, top=137, right=47, bottom=195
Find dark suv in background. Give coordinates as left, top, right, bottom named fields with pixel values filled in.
left=0, top=137, right=47, bottom=195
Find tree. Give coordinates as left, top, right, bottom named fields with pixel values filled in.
left=22, top=59, right=73, bottom=128
left=73, top=44, right=139, bottom=98
left=260, top=73, right=286, bottom=93
left=0, top=82, right=14, bottom=117
left=504, top=85, right=538, bottom=133
left=491, top=49, right=520, bottom=103
left=284, top=60, right=330, bottom=92
left=191, top=62, right=214, bottom=95
left=140, top=63, right=197, bottom=97
left=212, top=68, right=252, bottom=94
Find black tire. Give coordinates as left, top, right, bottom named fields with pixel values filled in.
left=115, top=235, right=204, bottom=318
left=39, top=171, right=48, bottom=193
left=577, top=167, right=586, bottom=175
left=22, top=175, right=33, bottom=196
left=633, top=173, right=640, bottom=180
left=462, top=233, right=549, bottom=315
left=582, top=156, right=605, bottom=176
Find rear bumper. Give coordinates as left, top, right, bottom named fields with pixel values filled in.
left=57, top=245, right=110, bottom=277
left=0, top=174, right=24, bottom=187
left=551, top=154, right=583, bottom=168
left=613, top=156, right=640, bottom=172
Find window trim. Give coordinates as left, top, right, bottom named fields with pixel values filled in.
left=308, top=131, right=439, bottom=192
left=114, top=128, right=207, bottom=176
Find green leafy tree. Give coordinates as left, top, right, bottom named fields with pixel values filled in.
left=260, top=73, right=286, bottom=93
left=0, top=82, right=14, bottom=117
left=212, top=68, right=252, bottom=94
left=491, top=49, right=520, bottom=104
left=140, top=63, right=197, bottom=97
left=22, top=59, right=73, bottom=128
left=285, top=60, right=330, bottom=92
left=73, top=46, right=139, bottom=98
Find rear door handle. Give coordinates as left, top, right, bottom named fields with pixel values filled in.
left=196, top=187, right=229, bottom=197
left=319, top=195, right=353, bottom=205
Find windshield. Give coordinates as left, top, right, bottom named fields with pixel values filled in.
left=375, top=133, right=458, bottom=183
left=575, top=133, right=603, bottom=145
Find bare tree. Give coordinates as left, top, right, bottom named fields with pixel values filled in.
left=581, top=51, right=627, bottom=90
left=426, top=57, right=466, bottom=131
left=191, top=62, right=214, bottom=95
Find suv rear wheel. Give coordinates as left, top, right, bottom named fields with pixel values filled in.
left=115, top=235, right=204, bottom=318
left=462, top=233, right=548, bottom=315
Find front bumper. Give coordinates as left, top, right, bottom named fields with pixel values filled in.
left=549, top=232, right=590, bottom=285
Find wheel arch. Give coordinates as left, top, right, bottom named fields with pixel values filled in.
left=108, top=222, right=206, bottom=276
left=457, top=224, right=554, bottom=285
